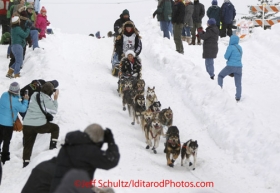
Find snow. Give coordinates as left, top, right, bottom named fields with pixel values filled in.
left=1, top=0, right=280, bottom=193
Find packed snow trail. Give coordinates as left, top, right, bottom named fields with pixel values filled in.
left=1, top=23, right=279, bottom=192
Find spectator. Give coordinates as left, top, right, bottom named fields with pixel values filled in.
left=198, top=18, right=219, bottom=80
left=153, top=0, right=174, bottom=39
left=115, top=21, right=142, bottom=61
left=21, top=157, right=57, bottom=193
left=35, top=6, right=50, bottom=40
left=172, top=0, right=185, bottom=54
left=190, top=0, right=205, bottom=45
left=19, top=79, right=59, bottom=119
left=22, top=82, right=59, bottom=168
left=34, top=0, right=40, bottom=14
left=207, top=0, right=221, bottom=32
left=220, top=0, right=236, bottom=37
left=113, top=9, right=133, bottom=37
left=182, top=0, right=194, bottom=44
left=6, top=16, right=31, bottom=78
left=0, top=0, right=10, bottom=34
left=218, top=35, right=243, bottom=101
left=26, top=4, right=40, bottom=50
left=49, top=124, right=120, bottom=192
left=0, top=82, right=29, bottom=164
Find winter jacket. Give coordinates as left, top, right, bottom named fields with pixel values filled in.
left=35, top=13, right=49, bottom=39
left=199, top=25, right=219, bottom=58
left=53, top=169, right=93, bottom=193
left=207, top=5, right=221, bottom=25
left=153, top=0, right=174, bottom=22
left=23, top=92, right=58, bottom=126
left=192, top=0, right=205, bottom=23
left=221, top=2, right=236, bottom=25
left=120, top=57, right=142, bottom=77
left=113, top=16, right=133, bottom=36
left=115, top=22, right=142, bottom=61
left=0, top=92, right=28, bottom=127
left=0, top=0, right=9, bottom=15
left=49, top=130, right=120, bottom=193
left=11, top=26, right=30, bottom=48
left=224, top=35, right=242, bottom=67
left=184, top=2, right=194, bottom=27
left=21, top=157, right=57, bottom=193
left=0, top=32, right=11, bottom=44
left=172, top=1, right=185, bottom=24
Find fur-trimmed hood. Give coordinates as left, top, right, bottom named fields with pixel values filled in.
left=120, top=21, right=140, bottom=37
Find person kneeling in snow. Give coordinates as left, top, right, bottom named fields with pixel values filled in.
left=115, top=21, right=142, bottom=61
left=22, top=82, right=59, bottom=168
left=218, top=35, right=243, bottom=101
left=49, top=124, right=120, bottom=192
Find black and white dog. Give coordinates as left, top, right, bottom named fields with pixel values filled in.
left=181, top=139, right=198, bottom=170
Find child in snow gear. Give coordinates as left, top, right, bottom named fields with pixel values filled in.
left=0, top=82, right=29, bottom=165
left=220, top=0, right=236, bottom=37
left=190, top=0, right=205, bottom=45
left=218, top=35, right=243, bottom=101
left=182, top=0, right=194, bottom=44
left=22, top=82, right=59, bottom=168
left=49, top=124, right=120, bottom=192
left=198, top=18, right=219, bottom=79
left=35, top=6, right=50, bottom=40
left=6, top=16, right=30, bottom=78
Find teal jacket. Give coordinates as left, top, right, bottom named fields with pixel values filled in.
left=154, top=0, right=173, bottom=22
left=11, top=26, right=30, bottom=48
left=224, top=35, right=243, bottom=67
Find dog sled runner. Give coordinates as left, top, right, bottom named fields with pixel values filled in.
left=111, top=37, right=120, bottom=77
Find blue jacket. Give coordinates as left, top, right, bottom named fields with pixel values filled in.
left=0, top=92, right=28, bottom=127
left=224, top=35, right=243, bottom=67
left=221, top=2, right=236, bottom=24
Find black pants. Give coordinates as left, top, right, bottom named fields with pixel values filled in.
left=0, top=15, right=10, bottom=35
left=0, top=125, right=13, bottom=154
left=220, top=23, right=233, bottom=37
left=23, top=123, right=59, bottom=161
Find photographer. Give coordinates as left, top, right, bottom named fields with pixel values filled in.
left=22, top=82, right=59, bottom=168
left=49, top=124, right=120, bottom=193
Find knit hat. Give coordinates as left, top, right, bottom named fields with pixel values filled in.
left=212, top=0, right=218, bottom=5
left=49, top=80, right=59, bottom=88
left=122, top=9, right=129, bottom=16
left=41, top=82, right=54, bottom=96
left=208, top=18, right=216, bottom=25
left=11, top=16, right=20, bottom=24
left=40, top=6, right=47, bottom=13
left=9, top=82, right=20, bottom=95
left=84, top=124, right=104, bottom=143
left=125, top=50, right=135, bottom=57
left=27, top=4, right=34, bottom=9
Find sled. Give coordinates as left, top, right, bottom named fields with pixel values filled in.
left=111, top=52, right=120, bottom=76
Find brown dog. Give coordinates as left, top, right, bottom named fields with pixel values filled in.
left=164, top=126, right=181, bottom=167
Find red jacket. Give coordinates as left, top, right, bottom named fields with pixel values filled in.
left=0, top=0, right=10, bottom=15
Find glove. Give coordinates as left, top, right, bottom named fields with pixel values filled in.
left=104, top=128, right=115, bottom=144
left=25, top=20, right=32, bottom=29
left=36, top=28, right=41, bottom=32
left=153, top=12, right=156, bottom=18
left=197, top=27, right=203, bottom=33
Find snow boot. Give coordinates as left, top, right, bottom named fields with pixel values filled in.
left=14, top=74, right=20, bottom=78
left=189, top=37, right=196, bottom=45
left=6, top=68, right=14, bottom=78
left=186, top=36, right=192, bottom=44
left=49, top=139, right=58, bottom=150
left=197, top=37, right=202, bottom=45
left=23, top=160, right=30, bottom=168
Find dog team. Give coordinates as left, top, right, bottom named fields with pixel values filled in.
left=116, top=50, right=198, bottom=170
